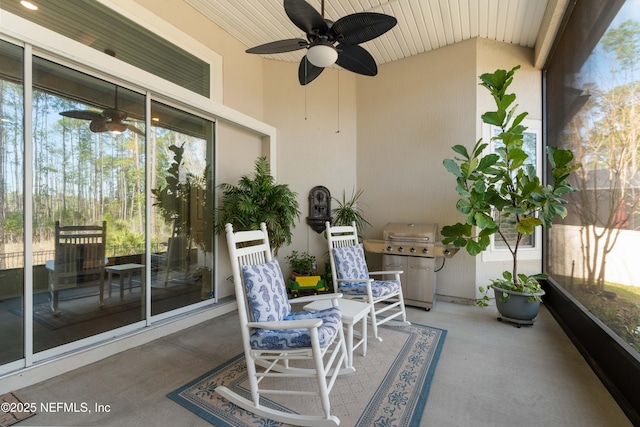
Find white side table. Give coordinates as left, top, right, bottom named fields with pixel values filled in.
left=303, top=298, right=370, bottom=369
left=105, top=263, right=144, bottom=301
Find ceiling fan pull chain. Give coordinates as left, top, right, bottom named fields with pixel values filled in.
left=336, top=67, right=340, bottom=133
left=305, top=85, right=308, bottom=120
left=304, top=59, right=308, bottom=120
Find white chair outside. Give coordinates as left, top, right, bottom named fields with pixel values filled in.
left=48, top=221, right=107, bottom=312
left=217, top=222, right=353, bottom=427
left=326, top=221, right=410, bottom=341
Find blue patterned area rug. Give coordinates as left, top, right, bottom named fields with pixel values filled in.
left=168, top=322, right=446, bottom=426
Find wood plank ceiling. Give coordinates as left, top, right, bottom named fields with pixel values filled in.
left=186, top=0, right=551, bottom=66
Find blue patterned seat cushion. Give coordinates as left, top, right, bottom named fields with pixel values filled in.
left=332, top=244, right=401, bottom=297
left=342, top=279, right=400, bottom=297
left=242, top=261, right=291, bottom=323
left=249, top=306, right=342, bottom=350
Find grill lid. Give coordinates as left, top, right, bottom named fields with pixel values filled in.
left=383, top=223, right=437, bottom=241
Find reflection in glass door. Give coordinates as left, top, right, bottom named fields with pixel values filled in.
left=0, top=40, right=25, bottom=365
left=31, top=58, right=146, bottom=352
left=150, top=101, right=214, bottom=316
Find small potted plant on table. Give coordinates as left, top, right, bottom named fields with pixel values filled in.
left=285, top=251, right=326, bottom=297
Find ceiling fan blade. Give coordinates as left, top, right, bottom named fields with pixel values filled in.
left=336, top=44, right=377, bottom=76
left=332, top=13, right=397, bottom=45
left=60, top=110, right=102, bottom=121
left=89, top=118, right=109, bottom=133
left=284, top=0, right=328, bottom=35
left=298, top=56, right=324, bottom=85
left=246, top=38, right=308, bottom=54
left=126, top=123, right=145, bottom=136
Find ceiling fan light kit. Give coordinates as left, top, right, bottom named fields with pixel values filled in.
left=104, top=121, right=126, bottom=134
left=246, top=0, right=397, bottom=85
left=307, top=43, right=338, bottom=67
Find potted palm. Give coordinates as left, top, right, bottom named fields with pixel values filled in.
left=331, top=188, right=371, bottom=231
left=441, top=66, right=581, bottom=325
left=214, top=157, right=300, bottom=256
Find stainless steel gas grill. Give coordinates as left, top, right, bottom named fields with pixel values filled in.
left=364, top=223, right=458, bottom=310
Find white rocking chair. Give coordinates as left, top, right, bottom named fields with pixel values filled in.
left=326, top=221, right=410, bottom=341
left=217, top=222, right=353, bottom=427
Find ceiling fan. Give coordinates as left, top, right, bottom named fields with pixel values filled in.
left=246, top=0, right=397, bottom=85
left=60, top=87, right=144, bottom=135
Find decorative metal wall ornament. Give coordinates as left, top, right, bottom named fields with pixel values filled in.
left=306, top=186, right=331, bottom=233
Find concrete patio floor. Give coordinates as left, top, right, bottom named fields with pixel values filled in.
left=13, top=300, right=631, bottom=426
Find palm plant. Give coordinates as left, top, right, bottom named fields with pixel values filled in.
left=331, top=188, right=371, bottom=231
left=214, top=157, right=300, bottom=255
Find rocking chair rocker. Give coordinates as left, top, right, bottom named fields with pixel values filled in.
left=217, top=222, right=353, bottom=426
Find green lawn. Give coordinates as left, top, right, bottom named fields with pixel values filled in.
left=552, top=276, right=640, bottom=353
left=605, top=282, right=640, bottom=305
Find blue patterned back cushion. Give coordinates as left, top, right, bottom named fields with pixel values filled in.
left=242, top=261, right=291, bottom=322
left=332, top=243, right=369, bottom=286
left=332, top=244, right=401, bottom=296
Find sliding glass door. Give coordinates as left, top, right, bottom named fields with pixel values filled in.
left=0, top=38, right=216, bottom=364
left=0, top=40, right=25, bottom=365
left=150, top=101, right=215, bottom=316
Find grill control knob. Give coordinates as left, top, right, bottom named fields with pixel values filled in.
left=410, top=247, right=416, bottom=253
left=398, top=246, right=404, bottom=252
left=422, top=248, right=429, bottom=254
left=387, top=245, right=393, bottom=251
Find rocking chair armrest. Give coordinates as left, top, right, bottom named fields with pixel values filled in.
left=290, top=293, right=343, bottom=305
left=369, top=270, right=403, bottom=275
left=247, top=318, right=322, bottom=330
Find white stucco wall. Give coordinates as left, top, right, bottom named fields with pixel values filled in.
left=262, top=60, right=358, bottom=271
left=356, top=38, right=542, bottom=301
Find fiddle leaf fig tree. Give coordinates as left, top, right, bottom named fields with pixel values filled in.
left=214, top=157, right=300, bottom=255
left=152, top=143, right=213, bottom=252
left=441, top=66, right=581, bottom=306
